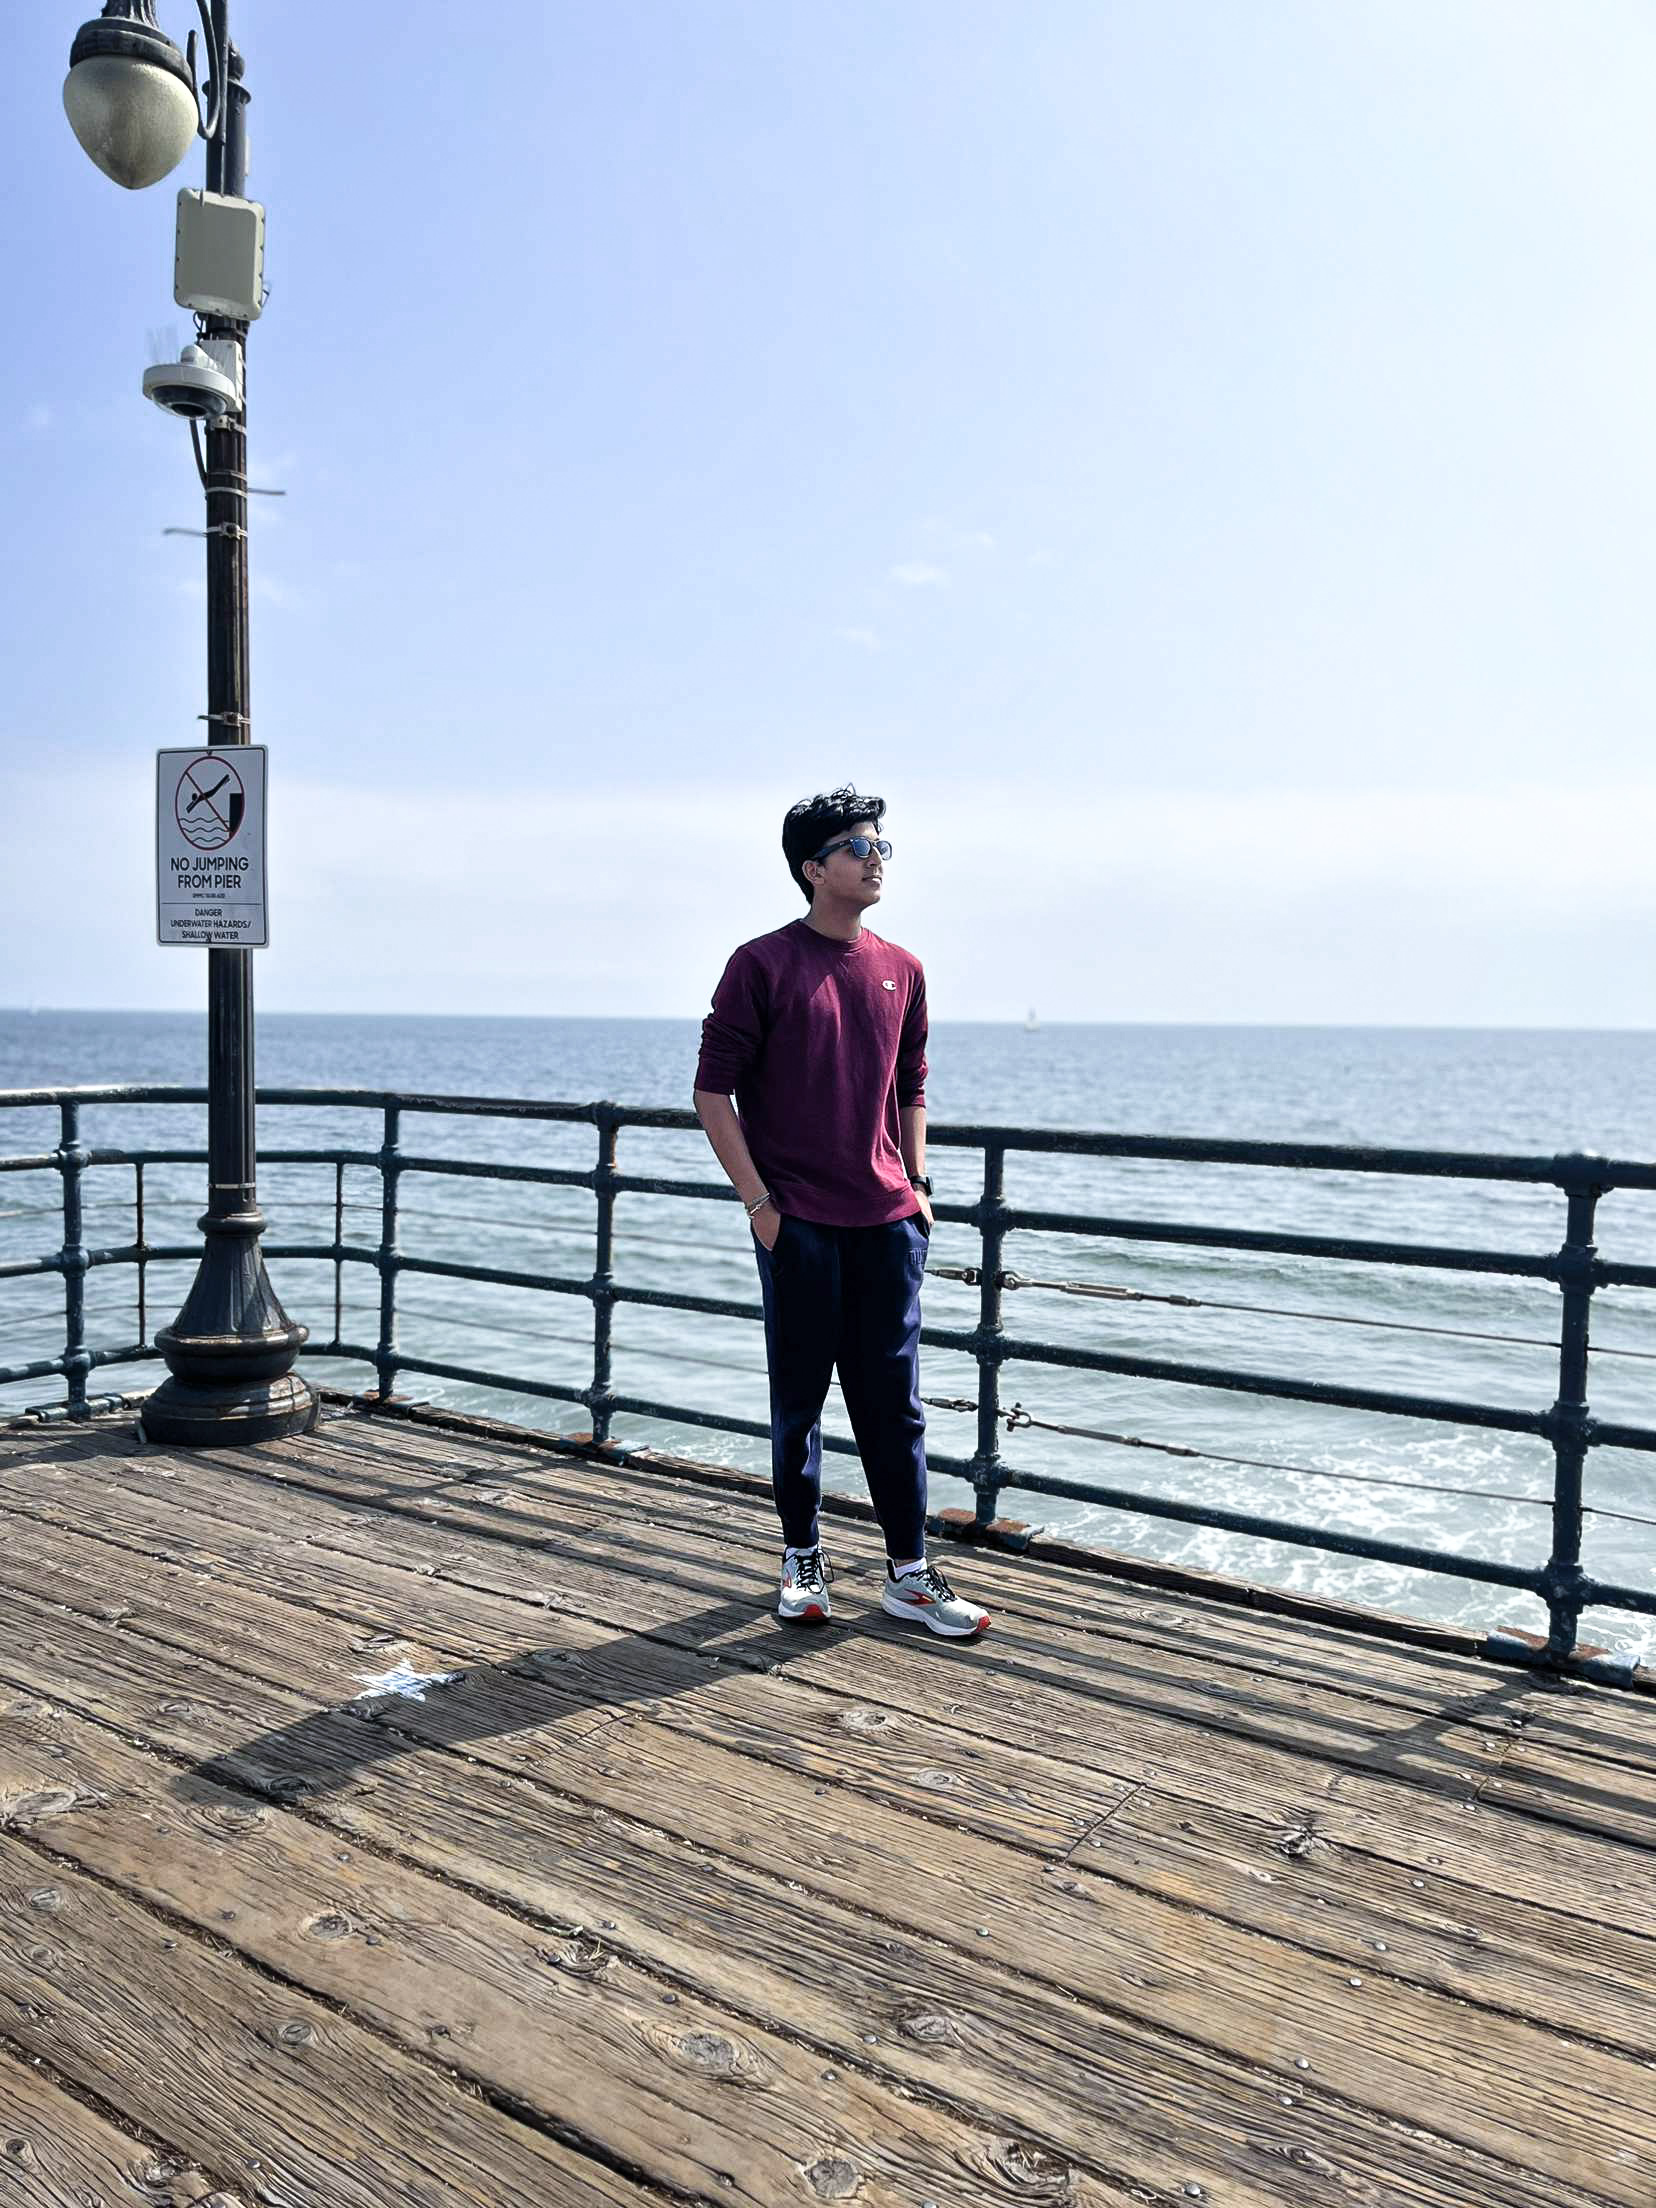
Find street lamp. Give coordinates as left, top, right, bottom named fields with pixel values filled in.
left=65, top=0, right=315, bottom=1444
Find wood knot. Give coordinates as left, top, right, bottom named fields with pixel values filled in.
left=674, top=2030, right=740, bottom=2074
left=211, top=1803, right=267, bottom=1833
left=25, top=1887, right=64, bottom=1913
left=2, top=2134, right=34, bottom=2162
left=274, top=2019, right=316, bottom=2048
left=985, top=2138, right=1074, bottom=2195
left=802, top=2155, right=862, bottom=2199
left=837, top=1707, right=896, bottom=1734
left=540, top=1936, right=610, bottom=1979
left=4, top=1786, right=81, bottom=1826
left=909, top=1769, right=961, bottom=1791
left=899, top=2008, right=969, bottom=2046
left=304, top=1912, right=353, bottom=1943
left=1276, top=1819, right=1332, bottom=1861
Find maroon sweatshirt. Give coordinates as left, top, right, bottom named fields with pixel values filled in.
left=694, top=919, right=928, bottom=1227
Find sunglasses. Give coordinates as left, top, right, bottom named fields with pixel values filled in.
left=811, top=836, right=892, bottom=864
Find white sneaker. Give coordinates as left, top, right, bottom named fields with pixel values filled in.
left=778, top=1546, right=834, bottom=1624
left=880, top=1559, right=990, bottom=1639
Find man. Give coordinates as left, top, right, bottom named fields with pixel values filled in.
left=692, top=785, right=990, bottom=1639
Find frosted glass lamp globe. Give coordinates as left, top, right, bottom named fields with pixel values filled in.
left=64, top=5, right=198, bottom=191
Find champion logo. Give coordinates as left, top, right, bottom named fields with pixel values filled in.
left=881, top=978, right=896, bottom=990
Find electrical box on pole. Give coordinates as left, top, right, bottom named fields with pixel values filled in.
left=174, top=188, right=264, bottom=319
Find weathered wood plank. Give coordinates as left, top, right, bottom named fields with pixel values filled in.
left=208, top=1415, right=1538, bottom=1702
left=9, top=1487, right=1654, bottom=2071
left=4, top=1581, right=1652, bottom=2204
left=0, top=2048, right=233, bottom=2207
left=0, top=1639, right=1625, bottom=2208
left=0, top=1415, right=1520, bottom=1720
left=13, top=1414, right=1646, bottom=1802
left=0, top=1836, right=664, bottom=2207
left=70, top=1417, right=1656, bottom=1810
left=0, top=1507, right=1121, bottom=1856
left=1, top=1702, right=1134, bottom=2208
left=0, top=1432, right=1544, bottom=1800
left=6, top=1444, right=1652, bottom=1960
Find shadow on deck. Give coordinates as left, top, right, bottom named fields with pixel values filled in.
left=1, top=1400, right=1652, bottom=2207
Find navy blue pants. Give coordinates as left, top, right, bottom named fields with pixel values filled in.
left=753, top=1214, right=930, bottom=1560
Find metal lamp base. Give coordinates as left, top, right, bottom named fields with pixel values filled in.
left=140, top=1365, right=317, bottom=1445
left=139, top=1204, right=317, bottom=1447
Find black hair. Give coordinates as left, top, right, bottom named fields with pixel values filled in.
left=781, top=785, right=887, bottom=904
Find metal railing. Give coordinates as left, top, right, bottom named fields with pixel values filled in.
left=3, top=1083, right=1655, bottom=1667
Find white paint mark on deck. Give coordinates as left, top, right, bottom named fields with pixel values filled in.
left=350, top=1657, right=458, bottom=1703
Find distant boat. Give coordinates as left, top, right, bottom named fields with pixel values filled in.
left=1023, top=1007, right=1040, bottom=1032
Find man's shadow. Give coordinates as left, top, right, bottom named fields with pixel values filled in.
left=171, top=1584, right=878, bottom=1808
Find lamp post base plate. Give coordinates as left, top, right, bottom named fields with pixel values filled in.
left=140, top=1370, right=318, bottom=1447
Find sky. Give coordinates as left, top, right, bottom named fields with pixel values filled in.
left=3, top=0, right=1655, bottom=1025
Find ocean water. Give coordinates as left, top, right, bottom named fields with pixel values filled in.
left=2, top=1008, right=1653, bottom=1657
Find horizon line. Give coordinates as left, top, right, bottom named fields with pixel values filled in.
left=4, top=1006, right=1654, bottom=1038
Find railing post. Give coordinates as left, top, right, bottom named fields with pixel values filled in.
left=1541, top=1160, right=1603, bottom=1661
left=374, top=1103, right=402, bottom=1399
left=134, top=1160, right=148, bottom=1348
left=333, top=1160, right=345, bottom=1351
left=966, top=1139, right=1008, bottom=1526
left=57, top=1100, right=92, bottom=1417
left=587, top=1104, right=619, bottom=1444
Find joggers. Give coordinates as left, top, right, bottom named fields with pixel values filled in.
left=753, top=1214, right=931, bottom=1562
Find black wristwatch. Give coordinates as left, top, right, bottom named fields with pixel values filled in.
left=908, top=1174, right=933, bottom=1197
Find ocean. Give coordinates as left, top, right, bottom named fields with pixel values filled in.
left=3, top=1009, right=1653, bottom=1658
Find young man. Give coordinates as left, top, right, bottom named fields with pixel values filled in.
left=692, top=785, right=990, bottom=1639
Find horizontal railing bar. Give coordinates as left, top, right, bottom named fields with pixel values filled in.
left=1578, top=1577, right=1656, bottom=1619
left=0, top=1257, right=58, bottom=1282
left=262, top=1243, right=372, bottom=1265
left=980, top=1458, right=1549, bottom=1591
left=1583, top=1421, right=1656, bottom=1456
left=6, top=1085, right=1655, bottom=1189
left=394, top=1154, right=597, bottom=1191
left=79, top=1147, right=213, bottom=1169
left=941, top=1325, right=1551, bottom=1435
left=0, top=1156, right=60, bottom=1177
left=932, top=1126, right=1656, bottom=1188
left=1000, top=1207, right=1565, bottom=1280
left=599, top=1391, right=980, bottom=1480
left=0, top=1352, right=74, bottom=1387
left=0, top=1342, right=155, bottom=1390
left=260, top=1090, right=601, bottom=1122
left=396, top=1253, right=592, bottom=1298
left=366, top=1353, right=591, bottom=1408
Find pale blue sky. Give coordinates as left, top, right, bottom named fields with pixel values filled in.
left=3, top=1, right=1654, bottom=1022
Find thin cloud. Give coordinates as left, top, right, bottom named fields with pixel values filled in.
left=889, top=561, right=947, bottom=587
left=840, top=626, right=880, bottom=650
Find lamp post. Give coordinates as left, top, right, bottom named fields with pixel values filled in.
left=65, top=0, right=314, bottom=1444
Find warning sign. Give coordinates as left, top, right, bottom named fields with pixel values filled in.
left=156, top=745, right=268, bottom=947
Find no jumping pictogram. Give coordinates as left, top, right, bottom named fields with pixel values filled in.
left=175, top=752, right=247, bottom=850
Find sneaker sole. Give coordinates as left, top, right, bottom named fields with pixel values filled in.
left=879, top=1588, right=990, bottom=1639
left=778, top=1601, right=830, bottom=1625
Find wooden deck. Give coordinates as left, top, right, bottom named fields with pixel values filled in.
left=1, top=1404, right=1653, bottom=2208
